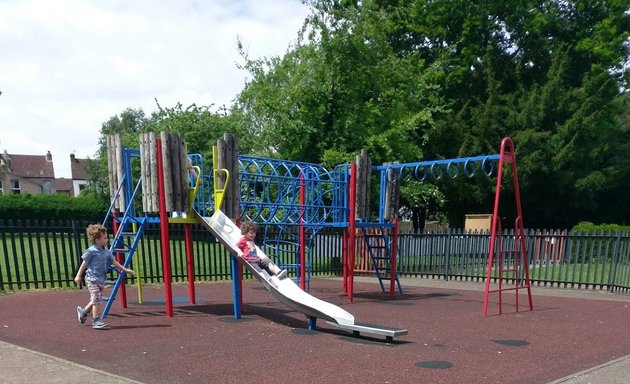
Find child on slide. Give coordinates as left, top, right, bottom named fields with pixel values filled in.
left=236, top=221, right=287, bottom=279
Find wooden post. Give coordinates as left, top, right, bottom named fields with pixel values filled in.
left=149, top=132, right=158, bottom=212
left=225, top=133, right=239, bottom=220
left=139, top=133, right=148, bottom=211
left=106, top=134, right=125, bottom=212
left=160, top=132, right=174, bottom=212
left=170, top=133, right=182, bottom=213
left=115, top=134, right=125, bottom=212
left=106, top=135, right=117, bottom=210
left=384, top=167, right=400, bottom=221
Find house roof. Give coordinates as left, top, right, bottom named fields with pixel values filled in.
left=1, top=152, right=55, bottom=178
left=70, top=154, right=88, bottom=180
left=53, top=178, right=74, bottom=193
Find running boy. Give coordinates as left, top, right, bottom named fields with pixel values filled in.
left=74, top=224, right=135, bottom=329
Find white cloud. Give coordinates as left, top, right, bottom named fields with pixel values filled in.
left=0, top=0, right=309, bottom=177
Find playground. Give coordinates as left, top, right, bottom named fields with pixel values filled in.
left=97, top=133, right=534, bottom=325
left=1, top=133, right=628, bottom=383
left=1, top=277, right=629, bottom=383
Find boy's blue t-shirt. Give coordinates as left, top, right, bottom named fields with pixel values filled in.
left=81, top=244, right=114, bottom=282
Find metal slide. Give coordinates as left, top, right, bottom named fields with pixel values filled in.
left=195, top=210, right=408, bottom=340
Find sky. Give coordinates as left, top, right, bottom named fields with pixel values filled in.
left=0, top=0, right=310, bottom=178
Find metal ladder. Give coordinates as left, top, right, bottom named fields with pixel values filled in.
left=101, top=177, right=147, bottom=319
left=359, top=224, right=402, bottom=294
left=492, top=218, right=531, bottom=315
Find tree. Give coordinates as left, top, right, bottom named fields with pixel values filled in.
left=406, top=0, right=630, bottom=226
left=282, top=0, right=630, bottom=227
left=234, top=1, right=446, bottom=165
left=88, top=103, right=244, bottom=202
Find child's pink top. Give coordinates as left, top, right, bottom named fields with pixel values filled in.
left=236, top=236, right=258, bottom=262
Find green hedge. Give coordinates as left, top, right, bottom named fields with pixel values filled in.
left=572, top=221, right=630, bottom=232
left=0, top=193, right=107, bottom=221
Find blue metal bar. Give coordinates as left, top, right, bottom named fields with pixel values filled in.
left=372, top=154, right=500, bottom=172
left=308, top=316, right=317, bottom=330
left=231, top=255, right=241, bottom=319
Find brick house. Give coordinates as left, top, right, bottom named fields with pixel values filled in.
left=69, top=153, right=89, bottom=197
left=0, top=151, right=91, bottom=196
left=0, top=150, right=55, bottom=195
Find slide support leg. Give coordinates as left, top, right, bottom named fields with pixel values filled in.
left=307, top=317, right=317, bottom=331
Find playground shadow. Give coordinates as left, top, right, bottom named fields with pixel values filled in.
left=109, top=324, right=172, bottom=330
left=351, top=290, right=462, bottom=304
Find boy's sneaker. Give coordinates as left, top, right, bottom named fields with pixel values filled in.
left=276, top=269, right=288, bottom=279
left=92, top=318, right=109, bottom=329
left=76, top=306, right=88, bottom=324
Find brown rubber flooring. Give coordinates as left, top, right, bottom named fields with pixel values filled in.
left=0, top=277, right=628, bottom=384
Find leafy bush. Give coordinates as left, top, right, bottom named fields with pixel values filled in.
left=566, top=222, right=630, bottom=264
left=0, top=193, right=107, bottom=221
left=572, top=221, right=630, bottom=232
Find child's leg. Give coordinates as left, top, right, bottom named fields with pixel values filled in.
left=86, top=280, right=104, bottom=319
left=268, top=263, right=281, bottom=275
left=92, top=303, right=102, bottom=319
left=259, top=255, right=281, bottom=275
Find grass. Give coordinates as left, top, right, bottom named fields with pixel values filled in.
left=0, top=234, right=233, bottom=290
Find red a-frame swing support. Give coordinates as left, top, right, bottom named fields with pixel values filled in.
left=482, top=137, right=533, bottom=316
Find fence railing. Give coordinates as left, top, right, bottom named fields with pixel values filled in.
left=1, top=220, right=629, bottom=294
left=394, top=228, right=630, bottom=293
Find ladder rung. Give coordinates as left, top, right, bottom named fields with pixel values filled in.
left=112, top=248, right=130, bottom=253
left=488, top=285, right=529, bottom=293
left=500, top=249, right=519, bottom=253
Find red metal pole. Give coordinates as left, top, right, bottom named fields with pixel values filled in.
left=342, top=229, right=348, bottom=293
left=390, top=217, right=398, bottom=297
left=504, top=137, right=533, bottom=311
left=299, top=174, right=306, bottom=290
left=235, top=217, right=243, bottom=309
left=185, top=223, right=196, bottom=304
left=156, top=138, right=174, bottom=317
left=112, top=211, right=127, bottom=308
left=483, top=139, right=506, bottom=316
left=348, top=163, right=357, bottom=301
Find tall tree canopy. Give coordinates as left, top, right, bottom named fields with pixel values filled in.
left=234, top=0, right=630, bottom=227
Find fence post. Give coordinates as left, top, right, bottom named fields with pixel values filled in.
left=607, top=230, right=622, bottom=292
left=71, top=220, right=82, bottom=268
left=444, top=228, right=452, bottom=281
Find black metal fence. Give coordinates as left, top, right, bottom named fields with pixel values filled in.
left=394, top=228, right=630, bottom=293
left=1, top=220, right=629, bottom=294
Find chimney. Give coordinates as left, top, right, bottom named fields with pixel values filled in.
left=46, top=151, right=53, bottom=162
left=3, top=150, right=10, bottom=168
left=70, top=153, right=76, bottom=162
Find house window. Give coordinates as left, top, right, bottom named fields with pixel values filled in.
left=0, top=180, right=3, bottom=195
left=10, top=180, right=20, bottom=194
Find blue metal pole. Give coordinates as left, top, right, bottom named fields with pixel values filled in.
left=231, top=255, right=241, bottom=319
